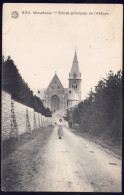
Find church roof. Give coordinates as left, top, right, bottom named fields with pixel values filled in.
left=69, top=50, right=81, bottom=80
left=46, top=73, right=64, bottom=91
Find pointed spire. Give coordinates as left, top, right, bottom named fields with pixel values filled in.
left=69, top=50, right=81, bottom=79
left=73, top=50, right=78, bottom=64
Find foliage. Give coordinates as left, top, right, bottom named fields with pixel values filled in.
left=2, top=55, right=52, bottom=117
left=65, top=70, right=122, bottom=147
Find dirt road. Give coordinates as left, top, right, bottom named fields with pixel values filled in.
left=2, top=126, right=121, bottom=192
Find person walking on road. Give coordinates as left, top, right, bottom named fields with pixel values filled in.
left=57, top=118, right=63, bottom=139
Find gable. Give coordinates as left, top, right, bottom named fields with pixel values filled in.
left=47, top=74, right=64, bottom=91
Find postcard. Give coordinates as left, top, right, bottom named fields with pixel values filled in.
left=2, top=3, right=122, bottom=192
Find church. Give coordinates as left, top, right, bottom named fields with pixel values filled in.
left=36, top=50, right=82, bottom=114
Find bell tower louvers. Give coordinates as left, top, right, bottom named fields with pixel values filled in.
left=69, top=50, right=82, bottom=101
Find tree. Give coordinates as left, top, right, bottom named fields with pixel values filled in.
left=2, top=55, right=52, bottom=117
left=64, top=70, right=122, bottom=147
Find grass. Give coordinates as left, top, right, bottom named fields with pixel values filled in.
left=71, top=128, right=122, bottom=159
left=1, top=125, right=54, bottom=191
left=1, top=126, right=53, bottom=160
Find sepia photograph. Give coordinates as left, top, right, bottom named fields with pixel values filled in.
left=1, top=3, right=122, bottom=192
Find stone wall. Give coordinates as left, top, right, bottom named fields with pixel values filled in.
left=26, top=107, right=34, bottom=131
left=11, top=99, right=27, bottom=136
left=34, top=112, right=39, bottom=129
left=2, top=90, right=52, bottom=140
left=2, top=90, right=11, bottom=139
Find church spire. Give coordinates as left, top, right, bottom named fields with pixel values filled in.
left=69, top=50, right=81, bottom=79
left=73, top=49, right=78, bottom=63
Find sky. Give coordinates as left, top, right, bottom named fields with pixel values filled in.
left=3, top=4, right=123, bottom=100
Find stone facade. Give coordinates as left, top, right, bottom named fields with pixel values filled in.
left=2, top=90, right=52, bottom=140
left=44, top=74, right=67, bottom=113
left=36, top=50, right=82, bottom=114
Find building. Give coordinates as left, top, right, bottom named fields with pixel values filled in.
left=36, top=50, right=82, bottom=114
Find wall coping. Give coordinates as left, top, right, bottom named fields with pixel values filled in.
left=2, top=89, right=48, bottom=117
left=34, top=111, right=43, bottom=115
left=12, top=98, right=43, bottom=115
left=2, top=89, right=12, bottom=95
left=12, top=97, right=34, bottom=110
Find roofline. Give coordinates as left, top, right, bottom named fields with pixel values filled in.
left=46, top=73, right=64, bottom=90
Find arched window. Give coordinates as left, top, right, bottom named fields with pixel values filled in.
left=51, top=95, right=60, bottom=113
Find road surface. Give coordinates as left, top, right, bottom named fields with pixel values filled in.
left=2, top=126, right=121, bottom=192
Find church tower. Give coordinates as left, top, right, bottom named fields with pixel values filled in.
left=69, top=50, right=82, bottom=100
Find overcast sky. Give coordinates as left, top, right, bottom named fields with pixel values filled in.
left=3, top=4, right=122, bottom=100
